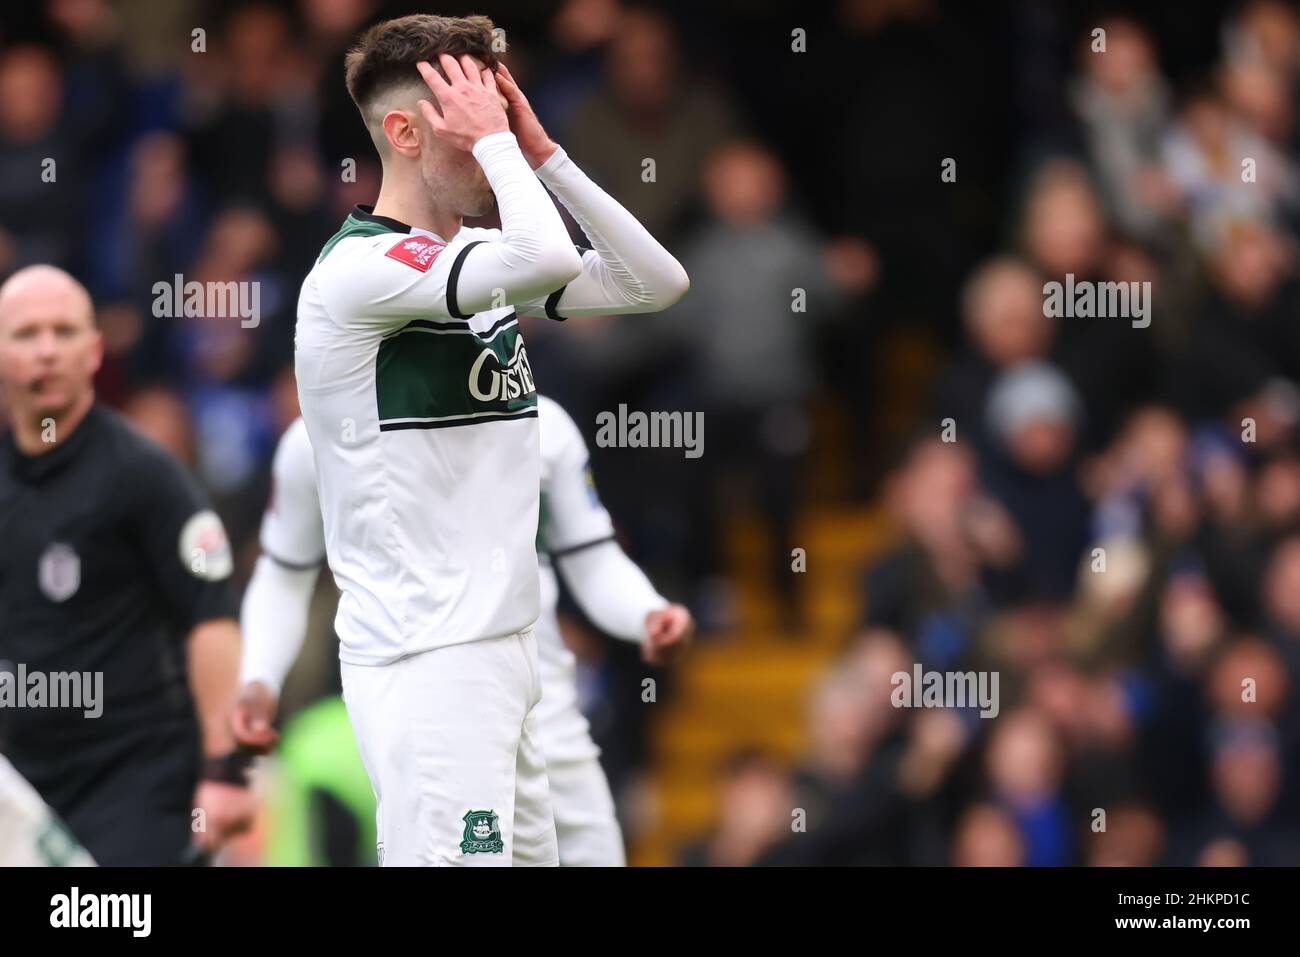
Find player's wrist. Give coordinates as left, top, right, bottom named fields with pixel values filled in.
left=533, top=142, right=571, bottom=180
left=482, top=117, right=511, bottom=138
left=525, top=140, right=560, bottom=171
left=238, top=675, right=282, bottom=699
left=201, top=749, right=256, bottom=788
left=470, top=128, right=518, bottom=157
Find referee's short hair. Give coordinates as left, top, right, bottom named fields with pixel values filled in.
left=0, top=264, right=95, bottom=329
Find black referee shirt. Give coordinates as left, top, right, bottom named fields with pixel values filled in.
left=0, top=403, right=238, bottom=807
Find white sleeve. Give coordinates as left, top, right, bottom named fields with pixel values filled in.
left=318, top=131, right=582, bottom=331
left=239, top=421, right=325, bottom=694
left=238, top=556, right=319, bottom=695
left=538, top=397, right=617, bottom=553
left=518, top=145, right=690, bottom=319
left=557, top=540, right=669, bottom=644
left=447, top=132, right=583, bottom=317
left=258, top=420, right=325, bottom=568
left=538, top=397, right=667, bottom=643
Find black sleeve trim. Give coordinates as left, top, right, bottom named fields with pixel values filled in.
left=446, top=240, right=486, bottom=319
left=549, top=534, right=616, bottom=560
left=544, top=285, right=568, bottom=321
left=542, top=244, right=589, bottom=321
left=264, top=548, right=325, bottom=572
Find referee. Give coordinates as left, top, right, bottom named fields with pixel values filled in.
left=0, top=265, right=255, bottom=865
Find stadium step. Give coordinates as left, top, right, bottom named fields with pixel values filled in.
left=627, top=325, right=937, bottom=865
left=629, top=501, right=895, bottom=865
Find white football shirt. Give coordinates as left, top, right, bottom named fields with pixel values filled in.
left=259, top=400, right=639, bottom=758
left=293, top=131, right=684, bottom=667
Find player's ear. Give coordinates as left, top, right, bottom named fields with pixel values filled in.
left=380, top=108, right=422, bottom=158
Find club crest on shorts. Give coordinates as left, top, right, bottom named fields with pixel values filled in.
left=38, top=542, right=80, bottom=602
left=460, top=810, right=503, bottom=854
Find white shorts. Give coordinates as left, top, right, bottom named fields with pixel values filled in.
left=341, top=629, right=558, bottom=866
left=549, top=754, right=626, bottom=866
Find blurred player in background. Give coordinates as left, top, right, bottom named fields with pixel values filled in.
left=0, top=265, right=253, bottom=865
left=0, top=754, right=95, bottom=866
left=292, top=15, right=688, bottom=865
left=234, top=396, right=693, bottom=865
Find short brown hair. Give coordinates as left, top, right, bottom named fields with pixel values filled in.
left=344, top=14, right=499, bottom=113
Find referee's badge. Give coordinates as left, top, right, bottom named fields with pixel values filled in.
left=38, top=543, right=80, bottom=603
left=179, top=510, right=234, bottom=581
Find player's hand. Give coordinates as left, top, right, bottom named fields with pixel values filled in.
left=493, top=62, right=558, bottom=170
left=231, top=680, right=280, bottom=753
left=642, top=604, right=694, bottom=665
left=191, top=780, right=258, bottom=853
left=416, top=54, right=509, bottom=152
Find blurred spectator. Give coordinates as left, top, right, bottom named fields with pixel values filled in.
left=933, top=256, right=1053, bottom=454
left=1141, top=564, right=1225, bottom=823
left=985, top=708, right=1073, bottom=866
left=863, top=437, right=1020, bottom=656
left=679, top=751, right=794, bottom=867
left=565, top=7, right=741, bottom=239
left=183, top=4, right=316, bottom=206
left=1187, top=426, right=1274, bottom=622
left=672, top=141, right=874, bottom=627
left=982, top=361, right=1090, bottom=602
left=1085, top=801, right=1165, bottom=866
left=812, top=0, right=996, bottom=341
left=952, top=803, right=1026, bottom=866
left=1172, top=719, right=1300, bottom=865
left=1224, top=0, right=1300, bottom=85
left=1017, top=160, right=1158, bottom=449
left=1069, top=17, right=1178, bottom=241
left=762, top=630, right=974, bottom=865
left=46, top=0, right=130, bottom=153
left=301, top=0, right=385, bottom=167
left=95, top=131, right=204, bottom=304
left=1186, top=224, right=1300, bottom=425
left=122, top=384, right=196, bottom=466
left=1162, top=86, right=1299, bottom=254
left=0, top=44, right=87, bottom=273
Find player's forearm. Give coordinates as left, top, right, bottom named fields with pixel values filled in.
left=186, top=617, right=242, bottom=756
left=459, top=131, right=582, bottom=311
left=238, top=555, right=318, bottom=696
left=535, top=146, right=690, bottom=314
left=557, top=540, right=668, bottom=643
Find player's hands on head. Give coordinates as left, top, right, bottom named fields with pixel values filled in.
left=231, top=680, right=280, bottom=753
left=493, top=62, right=558, bottom=170
left=416, top=53, right=509, bottom=152
left=642, top=603, right=695, bottom=665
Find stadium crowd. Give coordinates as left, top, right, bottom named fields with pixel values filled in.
left=2, top=0, right=1299, bottom=865
left=682, top=0, right=1300, bottom=866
